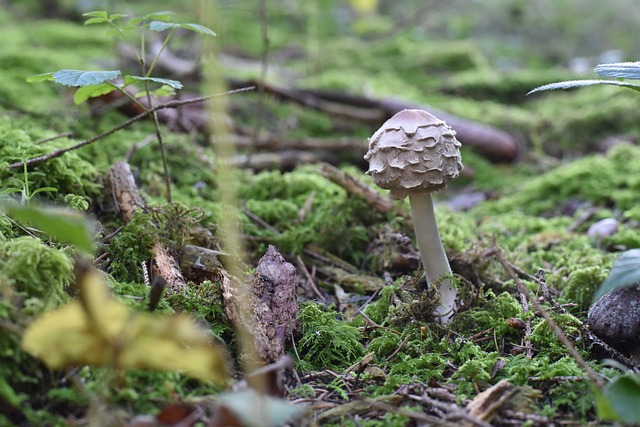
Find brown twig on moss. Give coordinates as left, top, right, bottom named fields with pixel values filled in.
left=534, top=269, right=639, bottom=369
left=5, top=87, right=255, bottom=170
left=318, top=162, right=407, bottom=219
left=487, top=245, right=605, bottom=388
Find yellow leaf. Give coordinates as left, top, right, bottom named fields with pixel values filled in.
left=22, top=261, right=229, bottom=384
left=349, top=0, right=379, bottom=15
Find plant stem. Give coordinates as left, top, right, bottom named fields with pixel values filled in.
left=409, top=192, right=457, bottom=323
left=142, top=79, right=172, bottom=202
left=146, top=29, right=175, bottom=77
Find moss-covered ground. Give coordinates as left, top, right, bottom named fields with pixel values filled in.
left=1, top=1, right=639, bottom=425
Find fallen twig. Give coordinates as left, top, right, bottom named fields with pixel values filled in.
left=487, top=245, right=605, bottom=388
left=318, top=162, right=406, bottom=218
left=534, top=269, right=639, bottom=369
left=230, top=79, right=519, bottom=163
left=6, top=87, right=255, bottom=170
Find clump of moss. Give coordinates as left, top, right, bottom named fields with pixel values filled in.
left=108, top=202, right=203, bottom=283
left=443, top=68, right=581, bottom=104
left=166, top=280, right=232, bottom=340
left=480, top=143, right=640, bottom=216
left=108, top=212, right=156, bottom=283
left=0, top=117, right=100, bottom=201
left=241, top=167, right=380, bottom=264
left=0, top=236, right=74, bottom=424
left=297, top=302, right=365, bottom=371
left=0, top=236, right=73, bottom=314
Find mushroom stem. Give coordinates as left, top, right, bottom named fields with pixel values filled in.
left=409, top=193, right=457, bottom=323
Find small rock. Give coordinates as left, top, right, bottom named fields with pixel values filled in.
left=587, top=218, right=618, bottom=239
left=448, top=191, right=486, bottom=211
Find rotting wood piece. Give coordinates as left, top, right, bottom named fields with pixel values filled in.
left=221, top=245, right=299, bottom=364
left=230, top=79, right=519, bottom=163
left=108, top=161, right=187, bottom=292
left=178, top=244, right=224, bottom=284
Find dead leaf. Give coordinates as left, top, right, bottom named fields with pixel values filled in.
left=21, top=259, right=229, bottom=383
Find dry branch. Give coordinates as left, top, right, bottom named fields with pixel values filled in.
left=231, top=79, right=519, bottom=163
left=6, top=87, right=255, bottom=170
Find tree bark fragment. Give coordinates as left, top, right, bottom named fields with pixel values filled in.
left=108, top=161, right=187, bottom=292
left=221, top=245, right=299, bottom=364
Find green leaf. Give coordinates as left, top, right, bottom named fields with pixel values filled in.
left=594, top=249, right=640, bottom=302
left=73, top=82, right=118, bottom=105
left=82, top=11, right=108, bottom=18
left=595, top=387, right=620, bottom=421
left=603, top=374, right=640, bottom=423
left=528, top=79, right=640, bottom=95
left=82, top=11, right=109, bottom=25
left=595, top=62, right=640, bottom=80
left=53, top=70, right=121, bottom=87
left=179, top=23, right=217, bottom=36
left=83, top=11, right=126, bottom=25
left=152, top=85, right=177, bottom=98
left=143, top=11, right=175, bottom=22
left=30, top=187, right=57, bottom=197
left=124, top=75, right=183, bottom=90
left=26, top=72, right=55, bottom=83
left=148, top=21, right=176, bottom=32
left=148, top=21, right=216, bottom=36
left=3, top=204, right=94, bottom=252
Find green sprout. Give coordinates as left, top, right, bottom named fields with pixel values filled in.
left=27, top=10, right=217, bottom=202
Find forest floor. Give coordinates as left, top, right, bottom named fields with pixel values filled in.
left=2, top=2, right=640, bottom=426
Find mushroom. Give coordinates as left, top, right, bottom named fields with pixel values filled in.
left=364, top=109, right=463, bottom=323
left=587, top=285, right=640, bottom=360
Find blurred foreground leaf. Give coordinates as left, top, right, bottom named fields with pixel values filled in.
left=4, top=204, right=94, bottom=252
left=596, top=374, right=640, bottom=423
left=22, top=261, right=229, bottom=383
left=593, top=249, right=640, bottom=302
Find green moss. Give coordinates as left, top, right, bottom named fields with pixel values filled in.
left=241, top=167, right=379, bottom=263
left=0, top=18, right=112, bottom=111
left=0, top=237, right=74, bottom=425
left=500, top=355, right=595, bottom=419
left=0, top=116, right=100, bottom=201
left=297, top=303, right=365, bottom=371
left=527, top=87, right=640, bottom=156
left=561, top=265, right=609, bottom=311
left=166, top=280, right=232, bottom=340
left=108, top=213, right=156, bottom=283
left=455, top=291, right=524, bottom=339
left=0, top=236, right=73, bottom=314
left=482, top=145, right=640, bottom=215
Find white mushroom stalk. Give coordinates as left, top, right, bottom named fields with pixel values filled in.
left=364, top=109, right=464, bottom=323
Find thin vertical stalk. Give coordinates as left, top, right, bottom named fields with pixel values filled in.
left=198, top=0, right=263, bottom=386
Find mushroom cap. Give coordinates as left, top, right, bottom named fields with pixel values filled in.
left=587, top=284, right=640, bottom=346
left=364, top=109, right=463, bottom=200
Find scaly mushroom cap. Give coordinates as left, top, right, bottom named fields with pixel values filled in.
left=364, top=109, right=463, bottom=200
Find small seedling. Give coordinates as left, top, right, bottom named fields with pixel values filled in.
left=28, top=10, right=217, bottom=202
left=2, top=155, right=57, bottom=204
